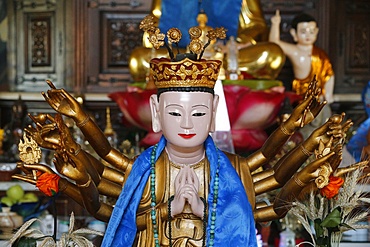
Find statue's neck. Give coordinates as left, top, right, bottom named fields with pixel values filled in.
left=165, top=144, right=205, bottom=165
left=296, top=43, right=313, bottom=51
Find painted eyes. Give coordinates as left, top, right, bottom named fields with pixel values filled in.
left=192, top=113, right=206, bottom=117
left=168, top=112, right=206, bottom=117
left=169, top=112, right=181, bottom=116
left=299, top=29, right=316, bottom=35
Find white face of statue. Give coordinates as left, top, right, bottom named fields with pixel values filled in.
left=291, top=21, right=319, bottom=45
left=150, top=91, right=219, bottom=149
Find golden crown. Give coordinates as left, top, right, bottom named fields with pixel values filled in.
left=150, top=57, right=222, bottom=89
left=139, top=15, right=226, bottom=89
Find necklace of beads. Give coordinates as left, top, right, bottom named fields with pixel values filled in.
left=209, top=149, right=220, bottom=247
left=150, top=144, right=160, bottom=247
left=150, top=144, right=221, bottom=247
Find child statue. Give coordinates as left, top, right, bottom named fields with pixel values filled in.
left=14, top=16, right=349, bottom=247
left=269, top=10, right=334, bottom=103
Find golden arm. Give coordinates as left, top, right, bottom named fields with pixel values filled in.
left=253, top=114, right=346, bottom=195
left=248, top=91, right=325, bottom=172
left=42, top=80, right=132, bottom=172
left=254, top=152, right=335, bottom=221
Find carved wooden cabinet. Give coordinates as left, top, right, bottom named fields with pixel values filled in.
left=6, top=0, right=152, bottom=93
left=327, top=0, right=370, bottom=94
left=84, top=0, right=151, bottom=93
left=7, top=0, right=70, bottom=91
left=5, top=0, right=370, bottom=95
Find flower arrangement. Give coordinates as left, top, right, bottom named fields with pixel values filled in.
left=8, top=212, right=103, bottom=247
left=290, top=159, right=370, bottom=247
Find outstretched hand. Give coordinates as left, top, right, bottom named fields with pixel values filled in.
left=296, top=151, right=335, bottom=185
left=288, top=79, right=327, bottom=129
left=304, top=113, right=347, bottom=151
left=171, top=166, right=204, bottom=218
left=25, top=113, right=60, bottom=150
left=271, top=10, right=281, bottom=25
left=13, top=162, right=56, bottom=185
left=326, top=142, right=343, bottom=172
left=54, top=114, right=80, bottom=155
left=52, top=114, right=90, bottom=184
left=42, top=80, right=84, bottom=119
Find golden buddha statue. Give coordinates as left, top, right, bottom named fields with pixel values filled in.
left=13, top=17, right=352, bottom=246
left=129, top=0, right=286, bottom=83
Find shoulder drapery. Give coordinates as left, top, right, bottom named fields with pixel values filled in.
left=292, top=46, right=334, bottom=96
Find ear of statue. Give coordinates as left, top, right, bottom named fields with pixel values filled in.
left=210, top=95, right=219, bottom=133
left=289, top=28, right=298, bottom=42
left=150, top=94, right=162, bottom=133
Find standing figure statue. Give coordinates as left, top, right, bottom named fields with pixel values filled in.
left=269, top=10, right=334, bottom=103
left=14, top=16, right=350, bottom=247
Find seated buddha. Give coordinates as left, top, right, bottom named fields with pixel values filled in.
left=129, top=0, right=286, bottom=83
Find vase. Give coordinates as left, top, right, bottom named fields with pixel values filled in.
left=0, top=207, right=23, bottom=239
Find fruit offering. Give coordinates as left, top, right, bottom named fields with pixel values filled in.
left=1, top=184, right=39, bottom=207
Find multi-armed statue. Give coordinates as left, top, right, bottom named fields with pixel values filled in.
left=14, top=15, right=352, bottom=247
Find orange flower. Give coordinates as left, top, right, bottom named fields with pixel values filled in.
left=320, top=176, right=344, bottom=199
left=36, top=173, right=60, bottom=197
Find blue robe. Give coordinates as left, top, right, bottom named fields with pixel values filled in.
left=102, top=135, right=257, bottom=246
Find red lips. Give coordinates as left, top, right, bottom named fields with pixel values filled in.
left=178, top=134, right=196, bottom=139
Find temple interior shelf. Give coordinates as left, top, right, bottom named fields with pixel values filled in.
left=341, top=243, right=370, bottom=247
left=0, top=181, right=37, bottom=191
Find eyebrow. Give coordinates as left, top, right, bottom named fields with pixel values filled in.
left=192, top=104, right=209, bottom=108
left=165, top=104, right=182, bottom=108
left=165, top=104, right=209, bottom=109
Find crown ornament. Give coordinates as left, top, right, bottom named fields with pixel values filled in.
left=140, top=15, right=227, bottom=61
left=139, top=15, right=226, bottom=89
left=19, top=133, right=42, bottom=165
left=150, top=57, right=222, bottom=89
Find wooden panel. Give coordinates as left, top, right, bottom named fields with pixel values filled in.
left=330, top=0, right=370, bottom=94
left=346, top=23, right=369, bottom=73
left=25, top=12, right=53, bottom=72
left=101, top=12, right=147, bottom=72
left=85, top=0, right=151, bottom=93
left=7, top=0, right=67, bottom=92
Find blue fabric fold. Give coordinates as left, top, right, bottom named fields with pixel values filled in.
left=204, top=136, right=257, bottom=246
left=347, top=117, right=370, bottom=162
left=102, top=135, right=257, bottom=246
left=159, top=0, right=242, bottom=47
left=102, top=136, right=166, bottom=246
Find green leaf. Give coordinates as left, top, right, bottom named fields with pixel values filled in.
left=12, top=237, right=37, bottom=247
left=314, top=218, right=325, bottom=237
left=321, top=207, right=341, bottom=228
left=316, top=236, right=329, bottom=246
left=340, top=222, right=355, bottom=230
